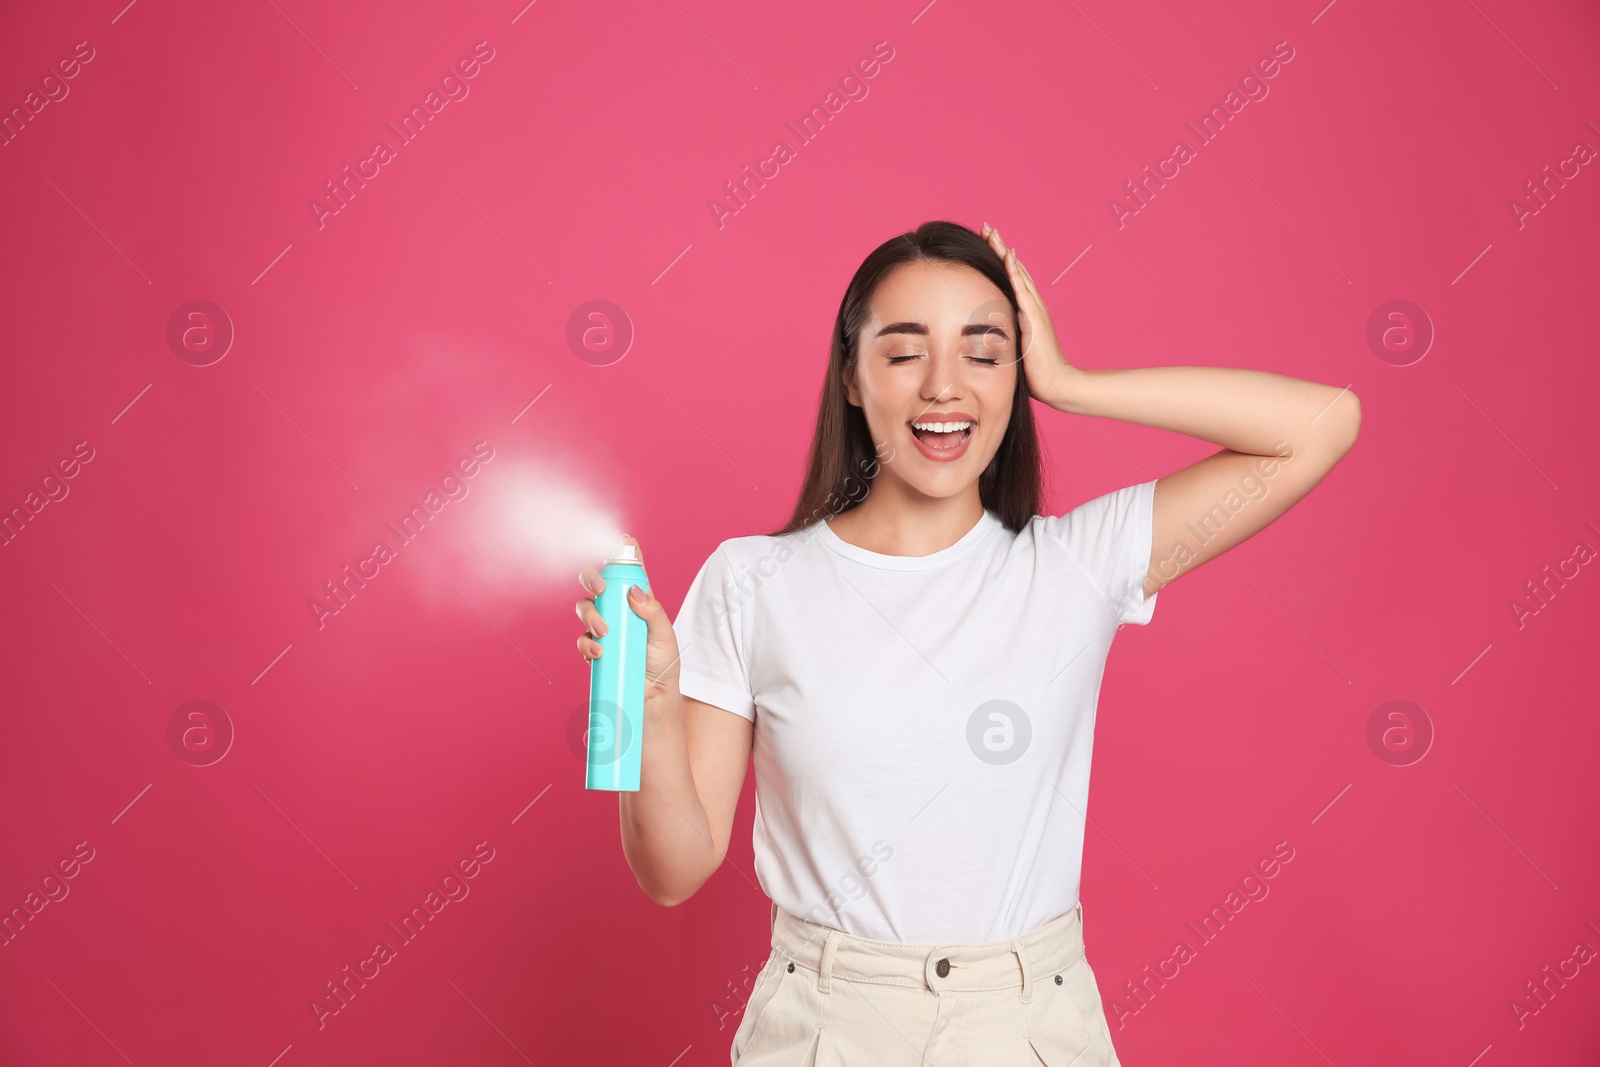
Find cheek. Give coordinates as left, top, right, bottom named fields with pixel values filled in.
left=857, top=370, right=913, bottom=422
left=983, top=378, right=1016, bottom=429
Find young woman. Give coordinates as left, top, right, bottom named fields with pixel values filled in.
left=576, top=221, right=1360, bottom=1065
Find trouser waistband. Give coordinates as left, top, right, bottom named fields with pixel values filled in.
left=767, top=901, right=1087, bottom=1000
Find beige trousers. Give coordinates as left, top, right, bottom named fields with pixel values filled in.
left=731, top=900, right=1123, bottom=1066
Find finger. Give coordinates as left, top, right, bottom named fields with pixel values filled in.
left=984, top=225, right=1008, bottom=256
left=579, top=567, right=604, bottom=595
left=1012, top=250, right=1040, bottom=295
left=1002, top=249, right=1033, bottom=310
left=1016, top=264, right=1049, bottom=328
left=625, top=583, right=656, bottom=621
left=1013, top=255, right=1041, bottom=303
left=982, top=230, right=1028, bottom=360
left=1008, top=249, right=1042, bottom=309
left=579, top=634, right=603, bottom=659
left=1002, top=245, right=1027, bottom=293
left=578, top=601, right=608, bottom=636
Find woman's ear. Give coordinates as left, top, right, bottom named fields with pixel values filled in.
left=842, top=359, right=862, bottom=407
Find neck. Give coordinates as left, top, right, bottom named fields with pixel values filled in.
left=828, top=478, right=986, bottom=556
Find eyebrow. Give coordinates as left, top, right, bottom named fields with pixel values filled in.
left=874, top=322, right=1008, bottom=339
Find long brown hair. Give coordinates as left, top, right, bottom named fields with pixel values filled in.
left=769, top=220, right=1045, bottom=537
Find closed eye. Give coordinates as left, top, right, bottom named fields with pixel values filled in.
left=888, top=354, right=1003, bottom=365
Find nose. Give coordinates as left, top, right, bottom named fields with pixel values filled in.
left=920, top=350, right=966, bottom=404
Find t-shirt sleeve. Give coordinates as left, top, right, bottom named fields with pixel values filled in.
left=671, top=543, right=757, bottom=721
left=1044, top=479, right=1160, bottom=627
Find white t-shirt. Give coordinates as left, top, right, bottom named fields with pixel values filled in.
left=671, top=479, right=1159, bottom=944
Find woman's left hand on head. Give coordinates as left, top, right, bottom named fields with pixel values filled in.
left=982, top=223, right=1079, bottom=410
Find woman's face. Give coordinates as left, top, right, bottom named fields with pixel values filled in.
left=845, top=259, right=1017, bottom=501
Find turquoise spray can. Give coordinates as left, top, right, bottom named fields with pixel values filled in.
left=586, top=544, right=650, bottom=791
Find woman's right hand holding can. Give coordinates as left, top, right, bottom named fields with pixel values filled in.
left=577, top=535, right=682, bottom=714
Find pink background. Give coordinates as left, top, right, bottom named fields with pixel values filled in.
left=2, top=0, right=1598, bottom=1064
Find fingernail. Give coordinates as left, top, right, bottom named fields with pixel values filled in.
left=628, top=585, right=643, bottom=601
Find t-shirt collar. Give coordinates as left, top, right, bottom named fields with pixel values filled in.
left=814, top=509, right=1002, bottom=571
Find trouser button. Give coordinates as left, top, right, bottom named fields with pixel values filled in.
left=935, top=958, right=951, bottom=977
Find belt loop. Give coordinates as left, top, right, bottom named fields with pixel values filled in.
left=1011, top=939, right=1033, bottom=1004
left=817, top=928, right=841, bottom=994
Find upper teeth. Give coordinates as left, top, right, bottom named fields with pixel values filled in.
left=912, top=420, right=971, bottom=433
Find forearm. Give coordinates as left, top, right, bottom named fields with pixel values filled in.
left=1046, top=365, right=1359, bottom=456
left=618, top=687, right=720, bottom=906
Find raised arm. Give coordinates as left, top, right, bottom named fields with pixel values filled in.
left=980, top=222, right=1361, bottom=597
left=1047, top=365, right=1359, bottom=598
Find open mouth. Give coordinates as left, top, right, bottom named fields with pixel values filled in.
left=909, top=419, right=974, bottom=455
